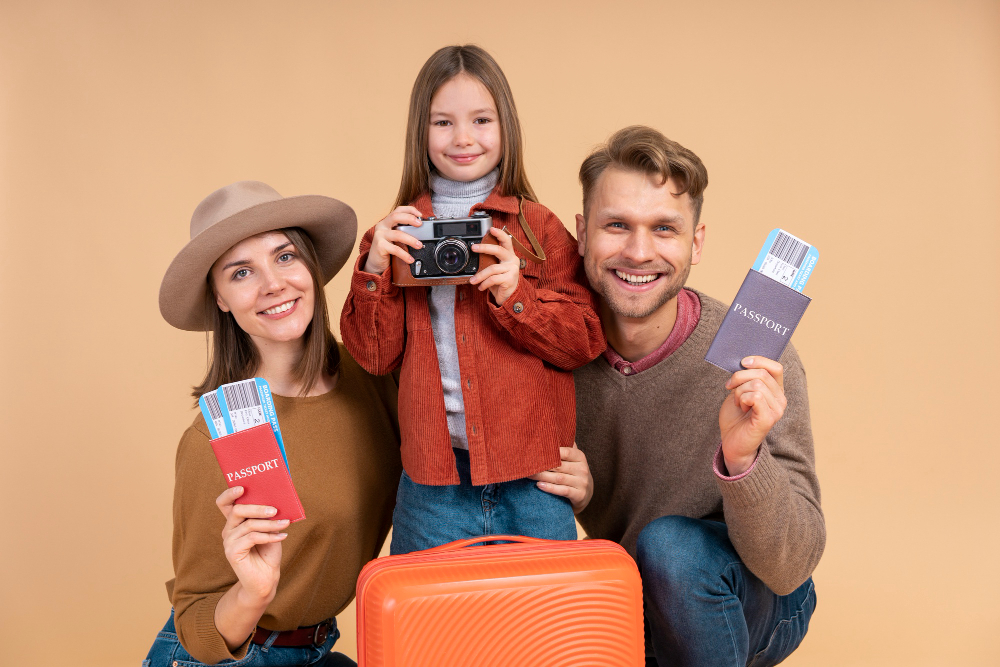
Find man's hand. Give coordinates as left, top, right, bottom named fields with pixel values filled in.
left=530, top=443, right=593, bottom=514
left=719, top=356, right=787, bottom=476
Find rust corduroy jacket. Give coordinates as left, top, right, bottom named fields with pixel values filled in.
left=341, top=189, right=605, bottom=485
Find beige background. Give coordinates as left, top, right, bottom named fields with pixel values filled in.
left=2, top=1, right=998, bottom=665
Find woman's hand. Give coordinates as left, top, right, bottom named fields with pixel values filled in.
left=216, top=486, right=288, bottom=603
left=212, top=486, right=290, bottom=650
left=529, top=443, right=594, bottom=514
left=470, top=227, right=521, bottom=306
left=363, top=206, right=425, bottom=275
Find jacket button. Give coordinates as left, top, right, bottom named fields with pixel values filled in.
left=459, top=292, right=466, bottom=301
left=365, top=280, right=376, bottom=292
left=519, top=258, right=526, bottom=270
left=513, top=302, right=524, bottom=314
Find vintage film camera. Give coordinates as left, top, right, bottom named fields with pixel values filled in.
left=390, top=212, right=497, bottom=286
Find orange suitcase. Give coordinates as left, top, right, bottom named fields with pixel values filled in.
left=356, top=535, right=644, bottom=666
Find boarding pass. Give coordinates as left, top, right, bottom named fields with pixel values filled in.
left=199, top=378, right=288, bottom=468
left=751, top=229, right=819, bottom=292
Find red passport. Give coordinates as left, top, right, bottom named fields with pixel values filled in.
left=210, top=423, right=306, bottom=522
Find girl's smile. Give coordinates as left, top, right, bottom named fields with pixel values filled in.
left=427, top=73, right=502, bottom=182
left=448, top=153, right=483, bottom=163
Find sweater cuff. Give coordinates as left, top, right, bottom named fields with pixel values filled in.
left=713, top=442, right=759, bottom=480
left=714, top=440, right=784, bottom=508
left=350, top=253, right=397, bottom=299
left=192, top=590, right=253, bottom=663
left=489, top=272, right=538, bottom=327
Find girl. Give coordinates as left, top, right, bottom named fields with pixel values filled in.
left=341, top=45, right=603, bottom=554
left=146, top=181, right=401, bottom=666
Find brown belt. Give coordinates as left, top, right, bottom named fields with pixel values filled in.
left=251, top=618, right=334, bottom=647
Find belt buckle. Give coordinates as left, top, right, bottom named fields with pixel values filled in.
left=312, top=619, right=332, bottom=646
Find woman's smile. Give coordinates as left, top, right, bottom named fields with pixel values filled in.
left=259, top=298, right=299, bottom=318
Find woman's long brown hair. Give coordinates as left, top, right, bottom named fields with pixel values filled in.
left=393, top=45, right=537, bottom=208
left=191, top=227, right=340, bottom=403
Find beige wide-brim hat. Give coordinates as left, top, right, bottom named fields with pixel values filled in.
left=159, top=180, right=357, bottom=331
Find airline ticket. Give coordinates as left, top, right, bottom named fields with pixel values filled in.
left=751, top=228, right=819, bottom=292
left=199, top=378, right=288, bottom=468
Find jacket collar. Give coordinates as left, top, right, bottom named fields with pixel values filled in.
left=410, top=187, right=522, bottom=218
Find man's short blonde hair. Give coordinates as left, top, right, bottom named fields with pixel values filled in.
left=580, top=125, right=709, bottom=222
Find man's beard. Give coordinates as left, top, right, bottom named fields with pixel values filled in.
left=590, top=262, right=690, bottom=319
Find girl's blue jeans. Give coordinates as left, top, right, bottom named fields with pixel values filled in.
left=142, top=610, right=355, bottom=666
left=636, top=516, right=817, bottom=667
left=390, top=447, right=577, bottom=554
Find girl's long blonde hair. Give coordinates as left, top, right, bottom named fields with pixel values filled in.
left=393, top=45, right=537, bottom=208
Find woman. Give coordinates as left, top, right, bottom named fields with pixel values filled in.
left=145, top=181, right=401, bottom=666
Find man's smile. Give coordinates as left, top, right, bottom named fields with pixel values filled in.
left=611, top=268, right=666, bottom=289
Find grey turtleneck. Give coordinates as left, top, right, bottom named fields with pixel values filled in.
left=428, top=168, right=499, bottom=450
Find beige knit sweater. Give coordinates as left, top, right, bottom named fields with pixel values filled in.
left=575, top=290, right=825, bottom=595
left=166, top=347, right=402, bottom=664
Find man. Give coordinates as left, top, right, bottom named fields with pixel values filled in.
left=572, top=126, right=824, bottom=666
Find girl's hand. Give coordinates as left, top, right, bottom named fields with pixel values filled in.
left=470, top=227, right=520, bottom=306
left=363, top=206, right=425, bottom=275
left=719, top=356, right=787, bottom=476
left=216, top=486, right=288, bottom=604
left=529, top=443, right=594, bottom=514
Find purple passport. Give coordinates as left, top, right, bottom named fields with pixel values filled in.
left=704, top=269, right=811, bottom=373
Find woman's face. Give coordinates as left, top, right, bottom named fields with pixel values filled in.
left=210, top=231, right=315, bottom=348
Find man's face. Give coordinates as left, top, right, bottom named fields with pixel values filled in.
left=576, top=167, right=704, bottom=320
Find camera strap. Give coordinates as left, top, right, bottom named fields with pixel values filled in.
left=509, top=196, right=546, bottom=264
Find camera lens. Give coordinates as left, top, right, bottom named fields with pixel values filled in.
left=434, top=239, right=470, bottom=274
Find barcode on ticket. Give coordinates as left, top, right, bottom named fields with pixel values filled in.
left=218, top=379, right=266, bottom=432
left=199, top=391, right=228, bottom=438
left=768, top=231, right=809, bottom=268
left=751, top=228, right=819, bottom=292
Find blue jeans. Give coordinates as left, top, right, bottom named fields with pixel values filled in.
left=636, top=516, right=817, bottom=667
left=390, top=448, right=577, bottom=554
left=142, top=610, right=355, bottom=667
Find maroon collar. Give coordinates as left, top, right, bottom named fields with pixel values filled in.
left=603, top=288, right=701, bottom=376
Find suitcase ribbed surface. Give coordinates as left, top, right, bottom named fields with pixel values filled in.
left=357, top=537, right=644, bottom=666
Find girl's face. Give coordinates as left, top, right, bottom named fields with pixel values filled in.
left=210, top=231, right=315, bottom=349
left=427, top=73, right=502, bottom=182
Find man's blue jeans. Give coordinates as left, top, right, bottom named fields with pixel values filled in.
left=636, top=516, right=816, bottom=667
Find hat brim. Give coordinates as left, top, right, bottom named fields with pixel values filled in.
left=159, top=195, right=357, bottom=331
